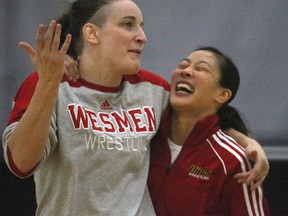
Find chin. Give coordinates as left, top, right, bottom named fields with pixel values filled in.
left=170, top=97, right=190, bottom=108
left=125, top=64, right=141, bottom=75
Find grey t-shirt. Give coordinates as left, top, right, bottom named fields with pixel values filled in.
left=3, top=70, right=170, bottom=216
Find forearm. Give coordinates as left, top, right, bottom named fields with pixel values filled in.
left=225, top=128, right=250, bottom=148
left=8, top=81, right=59, bottom=173
left=225, top=128, right=266, bottom=157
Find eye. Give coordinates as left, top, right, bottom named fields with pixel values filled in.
left=195, top=66, right=207, bottom=72
left=122, top=21, right=135, bottom=29
left=195, top=63, right=209, bottom=72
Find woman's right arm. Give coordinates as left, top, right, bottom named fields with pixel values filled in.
left=7, top=20, right=71, bottom=173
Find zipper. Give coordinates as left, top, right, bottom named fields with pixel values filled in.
left=165, top=164, right=173, bottom=175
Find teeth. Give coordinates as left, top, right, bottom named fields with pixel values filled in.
left=176, top=83, right=194, bottom=93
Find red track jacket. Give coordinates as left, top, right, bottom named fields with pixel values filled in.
left=148, top=108, right=270, bottom=216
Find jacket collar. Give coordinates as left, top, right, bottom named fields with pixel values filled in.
left=161, top=106, right=220, bottom=147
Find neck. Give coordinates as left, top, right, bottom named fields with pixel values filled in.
left=78, top=53, right=123, bottom=87
left=170, top=109, right=215, bottom=146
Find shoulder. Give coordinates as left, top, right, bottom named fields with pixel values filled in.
left=207, top=130, right=251, bottom=173
left=19, top=71, right=39, bottom=89
left=6, top=72, right=39, bottom=125
left=124, top=69, right=170, bottom=91
left=13, top=71, right=39, bottom=101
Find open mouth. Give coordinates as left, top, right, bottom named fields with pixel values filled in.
left=176, top=83, right=194, bottom=93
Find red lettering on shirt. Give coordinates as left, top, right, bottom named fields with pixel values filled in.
left=67, top=104, right=156, bottom=134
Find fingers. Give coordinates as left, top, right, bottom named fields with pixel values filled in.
left=36, top=24, right=46, bottom=53
left=234, top=167, right=269, bottom=191
left=246, top=160, right=261, bottom=185
left=64, top=55, right=80, bottom=82
left=36, top=20, right=72, bottom=59
left=52, top=23, right=72, bottom=58
left=43, top=20, right=57, bottom=52
left=47, top=21, right=71, bottom=57
left=246, top=155, right=270, bottom=189
left=51, top=23, right=62, bottom=53
left=37, top=20, right=70, bottom=55
left=21, top=19, right=73, bottom=83
left=19, top=42, right=36, bottom=63
left=18, top=23, right=45, bottom=66
left=241, top=140, right=270, bottom=190
left=234, top=171, right=249, bottom=182
left=19, top=22, right=46, bottom=61
left=250, top=172, right=266, bottom=190
left=60, top=34, right=71, bottom=54
left=23, top=20, right=73, bottom=83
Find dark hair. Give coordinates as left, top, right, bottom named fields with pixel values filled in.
left=56, top=0, right=115, bottom=59
left=218, top=105, right=250, bottom=135
left=195, top=47, right=249, bottom=135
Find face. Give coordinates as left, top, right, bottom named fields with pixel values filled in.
left=96, top=0, right=147, bottom=75
left=170, top=50, right=229, bottom=116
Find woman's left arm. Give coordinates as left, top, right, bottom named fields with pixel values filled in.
left=225, top=128, right=270, bottom=190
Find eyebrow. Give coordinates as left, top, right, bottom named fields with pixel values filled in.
left=180, top=58, right=213, bottom=69
left=180, top=58, right=191, bottom=64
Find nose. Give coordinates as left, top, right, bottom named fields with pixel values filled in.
left=171, top=68, right=193, bottom=81
left=135, top=27, right=147, bottom=44
left=180, top=69, right=193, bottom=78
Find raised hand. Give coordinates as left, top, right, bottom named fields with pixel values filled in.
left=19, top=20, right=72, bottom=84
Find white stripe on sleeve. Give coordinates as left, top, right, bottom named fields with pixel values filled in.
left=210, top=132, right=264, bottom=216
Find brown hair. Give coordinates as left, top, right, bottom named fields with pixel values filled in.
left=57, top=0, right=116, bottom=58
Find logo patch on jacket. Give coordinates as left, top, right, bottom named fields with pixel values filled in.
left=189, top=165, right=212, bottom=180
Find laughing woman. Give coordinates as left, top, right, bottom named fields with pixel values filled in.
left=148, top=47, right=270, bottom=216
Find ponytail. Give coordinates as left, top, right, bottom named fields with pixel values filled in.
left=217, top=105, right=250, bottom=136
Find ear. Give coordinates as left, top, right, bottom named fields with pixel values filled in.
left=215, top=88, right=232, bottom=105
left=82, top=23, right=100, bottom=44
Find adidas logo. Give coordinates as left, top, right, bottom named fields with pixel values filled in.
left=100, top=100, right=113, bottom=110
